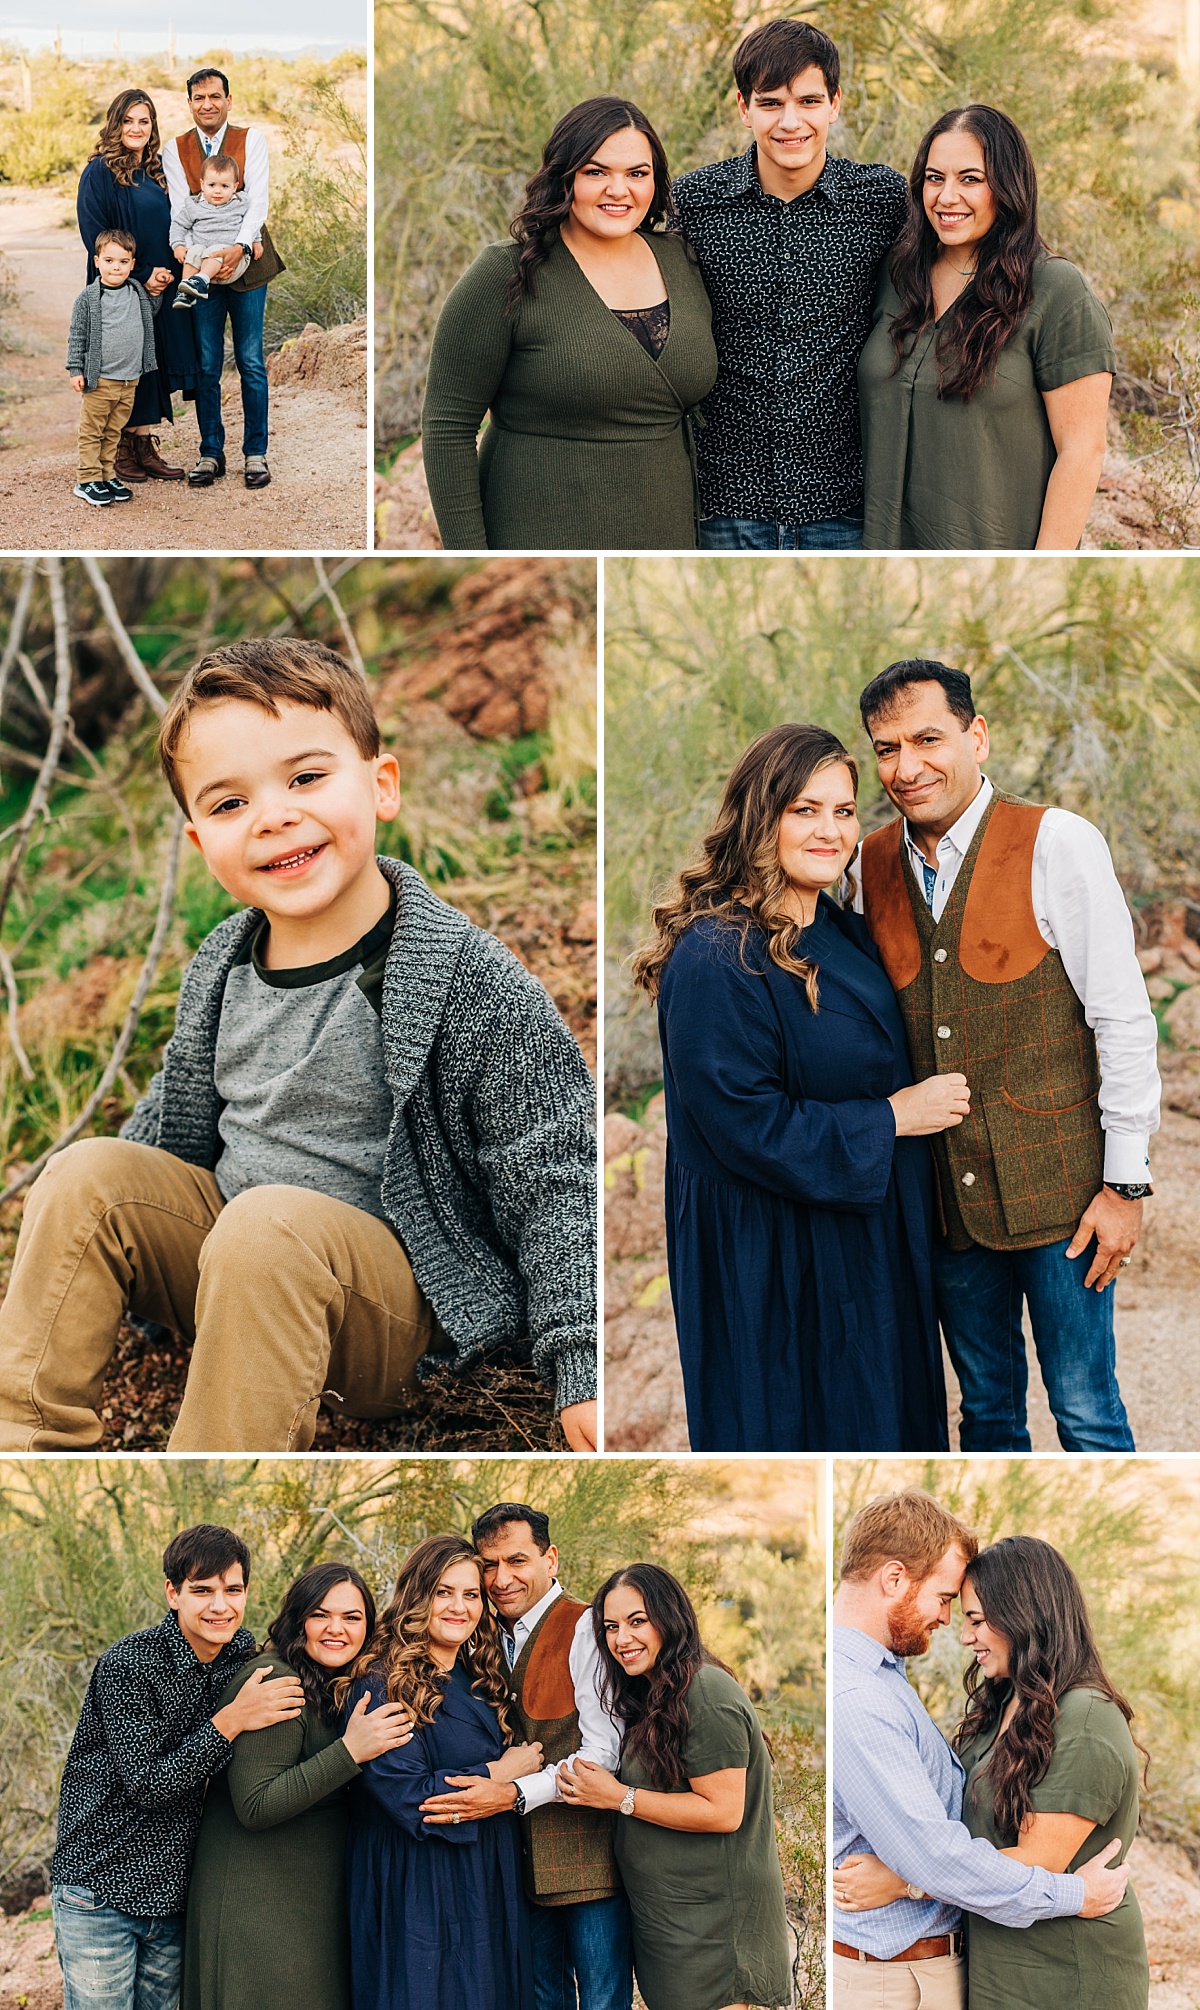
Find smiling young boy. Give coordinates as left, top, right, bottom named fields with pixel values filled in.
left=0, top=639, right=597, bottom=1454
left=66, top=227, right=160, bottom=508
left=672, top=18, right=907, bottom=549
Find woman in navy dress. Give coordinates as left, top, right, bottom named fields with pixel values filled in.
left=75, top=88, right=197, bottom=476
left=632, top=723, right=970, bottom=1453
left=338, top=1535, right=538, bottom=2010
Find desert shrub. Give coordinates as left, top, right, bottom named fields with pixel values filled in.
left=264, top=73, right=367, bottom=347
left=0, top=56, right=94, bottom=187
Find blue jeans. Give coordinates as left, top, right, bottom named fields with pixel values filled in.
left=528, top=1892, right=633, bottom=2010
left=192, top=283, right=269, bottom=458
left=52, top=1888, right=183, bottom=2010
left=698, top=512, right=864, bottom=550
left=934, top=1236, right=1136, bottom=1452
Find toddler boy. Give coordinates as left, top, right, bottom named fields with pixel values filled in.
left=170, top=154, right=256, bottom=306
left=66, top=228, right=159, bottom=507
left=0, top=639, right=597, bottom=1454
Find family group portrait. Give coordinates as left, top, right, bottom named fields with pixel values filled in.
left=0, top=1454, right=825, bottom=2010
left=0, top=553, right=598, bottom=1454
left=376, top=0, right=1200, bottom=553
left=0, top=22, right=367, bottom=549
left=831, top=1456, right=1200, bottom=2010
left=604, top=554, right=1200, bottom=1456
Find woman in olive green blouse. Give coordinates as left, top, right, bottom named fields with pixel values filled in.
left=859, top=105, right=1114, bottom=550
left=421, top=96, right=717, bottom=552
left=182, top=1563, right=413, bottom=2010
left=560, top=1563, right=791, bottom=2010
left=835, top=1536, right=1149, bottom=2010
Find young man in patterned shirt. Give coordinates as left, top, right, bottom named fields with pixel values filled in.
left=49, top=1524, right=303, bottom=2010
left=673, top=18, right=907, bottom=550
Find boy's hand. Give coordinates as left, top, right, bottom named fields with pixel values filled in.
left=212, top=1666, right=306, bottom=1741
left=560, top=1400, right=596, bottom=1452
left=69, top=375, right=85, bottom=392
left=173, top=244, right=188, bottom=262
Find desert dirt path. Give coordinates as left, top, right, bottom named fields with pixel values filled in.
left=0, top=185, right=369, bottom=551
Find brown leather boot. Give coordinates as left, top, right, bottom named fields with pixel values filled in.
left=114, top=431, right=148, bottom=484
left=135, top=434, right=185, bottom=481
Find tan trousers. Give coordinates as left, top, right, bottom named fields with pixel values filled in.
left=0, top=1138, right=437, bottom=1452
left=832, top=1951, right=966, bottom=2010
left=78, top=378, right=138, bottom=481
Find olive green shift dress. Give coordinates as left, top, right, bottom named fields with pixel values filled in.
left=182, top=1653, right=362, bottom=2010
left=959, top=1687, right=1149, bottom=2010
left=858, top=256, right=1116, bottom=549
left=421, top=232, right=718, bottom=551
left=613, top=1663, right=791, bottom=2010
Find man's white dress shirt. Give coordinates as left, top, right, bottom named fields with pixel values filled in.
left=162, top=121, right=270, bottom=249
left=853, top=775, right=1160, bottom=1184
left=500, top=1581, right=621, bottom=1811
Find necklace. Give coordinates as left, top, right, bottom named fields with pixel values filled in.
left=944, top=260, right=977, bottom=278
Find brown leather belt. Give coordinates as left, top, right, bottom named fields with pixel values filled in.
left=834, top=1934, right=964, bottom=1963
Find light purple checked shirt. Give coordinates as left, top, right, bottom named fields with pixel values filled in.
left=832, top=1624, right=1086, bottom=1957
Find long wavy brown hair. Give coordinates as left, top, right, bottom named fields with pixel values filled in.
left=507, top=96, right=673, bottom=309
left=592, top=1564, right=741, bottom=1791
left=630, top=723, right=858, bottom=1010
left=90, top=88, right=168, bottom=189
left=332, top=1534, right=512, bottom=1735
left=952, top=1537, right=1148, bottom=1843
left=887, top=105, right=1047, bottom=402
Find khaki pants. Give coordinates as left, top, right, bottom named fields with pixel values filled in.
left=832, top=1951, right=966, bottom=2010
left=0, top=1138, right=437, bottom=1452
left=78, top=378, right=138, bottom=481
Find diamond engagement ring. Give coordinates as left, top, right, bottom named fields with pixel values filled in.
left=1118, top=1256, right=1132, bottom=1267
left=452, top=1812, right=461, bottom=1824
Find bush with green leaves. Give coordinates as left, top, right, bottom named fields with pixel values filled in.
left=0, top=55, right=94, bottom=187
left=264, top=74, right=368, bottom=347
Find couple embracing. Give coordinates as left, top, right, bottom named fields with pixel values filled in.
left=632, top=659, right=1160, bottom=1454
left=832, top=1487, right=1149, bottom=2010
left=50, top=1507, right=790, bottom=2010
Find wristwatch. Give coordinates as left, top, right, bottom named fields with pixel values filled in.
left=511, top=1785, right=526, bottom=1816
left=1104, top=1182, right=1153, bottom=1200
left=618, top=1786, right=637, bottom=1816
left=904, top=1882, right=927, bottom=1901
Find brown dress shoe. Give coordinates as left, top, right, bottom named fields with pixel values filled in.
left=135, top=434, right=186, bottom=481
left=114, top=431, right=149, bottom=484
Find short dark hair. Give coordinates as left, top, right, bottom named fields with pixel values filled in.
left=95, top=227, right=137, bottom=257
left=162, top=1523, right=251, bottom=1589
left=733, top=19, right=840, bottom=103
left=859, top=659, right=976, bottom=734
left=471, top=1503, right=552, bottom=1553
left=187, top=66, right=230, bottom=96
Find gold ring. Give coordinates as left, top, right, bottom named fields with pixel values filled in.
left=1118, top=1256, right=1132, bottom=1267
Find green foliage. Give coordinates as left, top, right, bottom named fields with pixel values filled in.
left=0, top=1458, right=824, bottom=1895
left=263, top=74, right=368, bottom=348
left=374, top=0, right=1200, bottom=447
left=832, top=1459, right=1200, bottom=1849
left=0, top=56, right=94, bottom=187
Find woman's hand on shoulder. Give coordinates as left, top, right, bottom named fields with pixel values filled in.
left=833, top=1854, right=911, bottom=1910
left=888, top=1073, right=970, bottom=1136
left=341, top=1693, right=416, bottom=1764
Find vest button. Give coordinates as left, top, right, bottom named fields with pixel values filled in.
left=961, top=1172, right=976, bottom=1186
left=937, top=1025, right=952, bottom=1039
left=934, top=949, right=948, bottom=963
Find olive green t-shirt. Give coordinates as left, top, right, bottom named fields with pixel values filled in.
left=613, top=1663, right=791, bottom=2010
left=859, top=256, right=1116, bottom=550
left=959, top=1687, right=1148, bottom=2010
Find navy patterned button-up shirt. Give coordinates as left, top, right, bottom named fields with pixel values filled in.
left=672, top=145, right=908, bottom=526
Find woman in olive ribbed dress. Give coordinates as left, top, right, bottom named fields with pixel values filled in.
left=183, top=1563, right=413, bottom=2010
left=835, top=1537, right=1149, bottom=2010
left=561, top=1564, right=791, bottom=2010
left=422, top=96, right=717, bottom=551
left=859, top=105, right=1114, bottom=550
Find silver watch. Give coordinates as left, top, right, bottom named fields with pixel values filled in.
left=618, top=1785, right=636, bottom=1816
left=512, top=1785, right=527, bottom=1817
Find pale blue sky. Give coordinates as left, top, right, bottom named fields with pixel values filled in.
left=1, top=0, right=367, bottom=53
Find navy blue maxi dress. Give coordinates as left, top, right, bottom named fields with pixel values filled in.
left=344, top=1660, right=532, bottom=2010
left=657, top=895, right=948, bottom=1452
left=76, top=154, right=199, bottom=427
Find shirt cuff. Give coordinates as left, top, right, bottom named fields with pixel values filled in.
left=1102, top=1133, right=1152, bottom=1185
left=554, top=1346, right=596, bottom=1411
left=1050, top=1872, right=1087, bottom=1918
left=517, top=1768, right=558, bottom=1813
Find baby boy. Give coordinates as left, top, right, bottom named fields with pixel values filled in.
left=170, top=154, right=257, bottom=306
left=0, top=639, right=597, bottom=1454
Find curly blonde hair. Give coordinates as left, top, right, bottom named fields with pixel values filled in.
left=332, top=1534, right=513, bottom=1736
left=630, top=722, right=858, bottom=1010
left=90, top=89, right=168, bottom=190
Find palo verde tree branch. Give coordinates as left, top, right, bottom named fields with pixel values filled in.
left=79, top=556, right=168, bottom=719
left=0, top=558, right=76, bottom=944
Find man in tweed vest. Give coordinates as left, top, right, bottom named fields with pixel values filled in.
left=855, top=660, right=1159, bottom=1451
left=0, top=641, right=597, bottom=1456
left=421, top=1503, right=632, bottom=2010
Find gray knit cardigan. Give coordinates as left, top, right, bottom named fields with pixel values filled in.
left=121, top=857, right=597, bottom=1411
left=66, top=277, right=159, bottom=393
